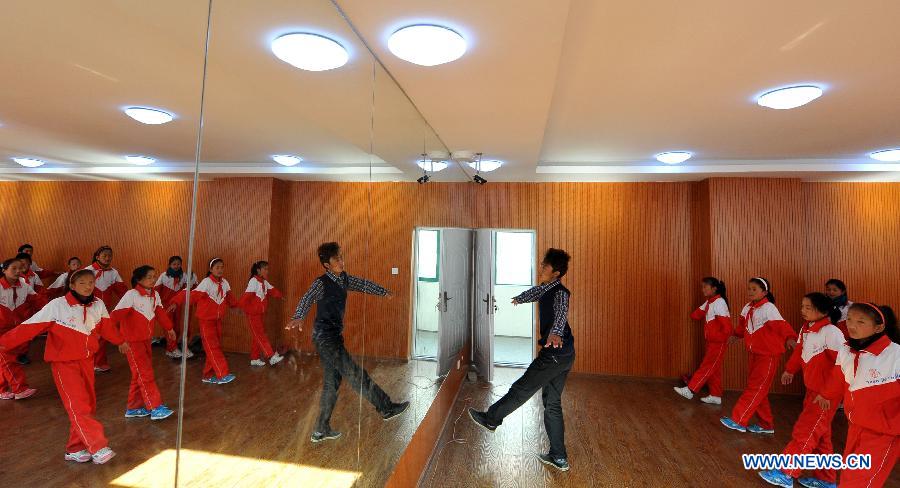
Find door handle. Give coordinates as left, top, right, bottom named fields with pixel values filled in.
left=492, top=295, right=498, bottom=314
left=441, top=291, right=452, bottom=312
left=483, top=293, right=491, bottom=314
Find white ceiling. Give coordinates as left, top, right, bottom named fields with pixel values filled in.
left=2, top=0, right=899, bottom=182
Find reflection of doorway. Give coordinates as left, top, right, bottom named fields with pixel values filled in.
left=413, top=228, right=440, bottom=360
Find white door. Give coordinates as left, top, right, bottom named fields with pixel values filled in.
left=473, top=229, right=495, bottom=381
left=436, top=228, right=472, bottom=377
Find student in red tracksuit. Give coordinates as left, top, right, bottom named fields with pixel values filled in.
left=0, top=258, right=42, bottom=400
left=0, top=269, right=128, bottom=465
left=110, top=266, right=177, bottom=421
left=758, top=292, right=846, bottom=488
left=824, top=279, right=852, bottom=339
left=721, top=277, right=796, bottom=434
left=815, top=303, right=899, bottom=488
left=16, top=252, right=44, bottom=293
left=154, top=256, right=197, bottom=360
left=173, top=258, right=238, bottom=384
left=46, top=257, right=82, bottom=300
left=18, top=243, right=56, bottom=281
left=239, top=261, right=285, bottom=367
left=675, top=276, right=732, bottom=405
left=84, top=246, right=128, bottom=373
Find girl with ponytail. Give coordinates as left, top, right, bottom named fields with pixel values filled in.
left=238, top=261, right=285, bottom=367
left=153, top=256, right=197, bottom=360
left=824, top=278, right=852, bottom=338
left=83, top=245, right=128, bottom=373
left=674, top=277, right=731, bottom=405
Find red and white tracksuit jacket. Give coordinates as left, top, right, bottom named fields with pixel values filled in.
left=0, top=293, right=124, bottom=454
left=30, top=260, right=56, bottom=280
left=778, top=318, right=845, bottom=481
left=0, top=277, right=44, bottom=394
left=822, top=335, right=899, bottom=488
left=84, top=263, right=128, bottom=368
left=238, top=276, right=283, bottom=360
left=730, top=298, right=796, bottom=428
left=46, top=272, right=72, bottom=300
left=687, top=295, right=732, bottom=397
left=153, top=271, right=197, bottom=352
left=173, top=276, right=237, bottom=379
left=111, top=286, right=174, bottom=411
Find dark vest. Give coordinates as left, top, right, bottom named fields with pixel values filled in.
left=538, top=284, right=574, bottom=356
left=312, top=273, right=348, bottom=342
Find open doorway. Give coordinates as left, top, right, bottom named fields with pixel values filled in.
left=491, top=230, right=536, bottom=366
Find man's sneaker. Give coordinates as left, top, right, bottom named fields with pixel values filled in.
left=125, top=408, right=151, bottom=418
left=673, top=386, right=694, bottom=400
left=16, top=354, right=31, bottom=365
left=468, top=408, right=497, bottom=432
left=94, top=365, right=112, bottom=373
left=537, top=453, right=570, bottom=472
left=14, top=388, right=37, bottom=400
left=798, top=477, right=836, bottom=488
left=748, top=424, right=775, bottom=435
left=269, top=352, right=284, bottom=366
left=202, top=376, right=219, bottom=384
left=0, top=392, right=14, bottom=400
left=250, top=359, right=266, bottom=367
left=720, top=416, right=747, bottom=432
left=700, top=395, right=722, bottom=405
left=150, top=405, right=174, bottom=421
left=64, top=450, right=92, bottom=463
left=310, top=430, right=342, bottom=443
left=91, top=447, right=116, bottom=464
left=382, top=401, right=410, bottom=421
left=166, top=349, right=183, bottom=359
left=759, top=469, right=793, bottom=487
left=218, top=373, right=235, bottom=384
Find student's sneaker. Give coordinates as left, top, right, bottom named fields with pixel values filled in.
left=166, top=349, right=183, bottom=359
left=125, top=408, right=151, bottom=418
left=700, top=395, right=722, bottom=405
left=150, top=405, right=174, bottom=421
left=537, top=453, right=570, bottom=472
left=468, top=408, right=497, bottom=432
left=94, top=365, right=112, bottom=373
left=91, top=447, right=116, bottom=464
left=0, top=392, right=14, bottom=400
left=382, top=401, right=410, bottom=421
left=14, top=388, right=37, bottom=400
left=64, top=450, right=92, bottom=463
left=183, top=348, right=194, bottom=359
left=720, top=416, right=747, bottom=432
left=673, top=386, right=694, bottom=400
left=202, top=376, right=220, bottom=384
left=250, top=359, right=266, bottom=367
left=150, top=337, right=166, bottom=347
left=798, top=477, right=836, bottom=488
left=218, top=373, right=236, bottom=384
left=16, top=354, right=31, bottom=365
left=310, top=429, right=342, bottom=443
left=748, top=424, right=775, bottom=435
left=759, top=469, right=793, bottom=487
left=269, top=352, right=284, bottom=366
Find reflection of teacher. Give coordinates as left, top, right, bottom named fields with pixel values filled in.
left=468, top=248, right=575, bottom=472
left=285, top=241, right=410, bottom=443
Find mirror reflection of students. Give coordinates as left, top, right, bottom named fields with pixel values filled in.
left=285, top=242, right=409, bottom=443
left=468, top=248, right=575, bottom=472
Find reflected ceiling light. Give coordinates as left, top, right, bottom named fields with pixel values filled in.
left=388, top=25, right=467, bottom=66
left=125, top=155, right=156, bottom=165
left=271, top=33, right=349, bottom=71
left=417, top=159, right=448, bottom=172
left=123, top=107, right=175, bottom=125
left=655, top=151, right=692, bottom=164
left=869, top=148, right=900, bottom=162
left=13, top=157, right=45, bottom=167
left=756, top=85, right=823, bottom=109
left=272, top=154, right=303, bottom=166
left=467, top=159, right=503, bottom=172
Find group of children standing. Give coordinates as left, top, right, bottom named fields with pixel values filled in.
left=675, top=276, right=898, bottom=488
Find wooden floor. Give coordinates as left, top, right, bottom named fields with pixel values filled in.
left=0, top=338, right=440, bottom=488
left=421, top=367, right=900, bottom=488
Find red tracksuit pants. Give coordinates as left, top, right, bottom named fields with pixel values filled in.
left=247, top=314, right=274, bottom=360
left=839, top=425, right=899, bottom=488
left=0, top=326, right=29, bottom=394
left=124, top=340, right=163, bottom=410
left=731, top=353, right=778, bottom=429
left=94, top=338, right=110, bottom=369
left=780, top=389, right=839, bottom=481
left=165, top=304, right=185, bottom=352
left=687, top=341, right=727, bottom=397
left=51, top=358, right=109, bottom=454
left=200, top=318, right=229, bottom=379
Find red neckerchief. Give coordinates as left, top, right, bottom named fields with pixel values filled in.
left=209, top=275, right=224, bottom=298
left=1, top=276, right=22, bottom=303
left=850, top=334, right=891, bottom=377
left=136, top=284, right=157, bottom=309
left=65, top=291, right=95, bottom=322
left=747, top=297, right=770, bottom=326
left=91, top=262, right=107, bottom=281
left=705, top=294, right=721, bottom=309
left=805, top=317, right=832, bottom=334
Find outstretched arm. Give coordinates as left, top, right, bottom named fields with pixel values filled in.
left=291, top=279, right=324, bottom=321
left=346, top=275, right=389, bottom=296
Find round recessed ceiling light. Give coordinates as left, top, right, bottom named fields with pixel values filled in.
left=418, top=159, right=448, bottom=172
left=125, top=155, right=156, bottom=165
left=271, top=33, right=349, bottom=72
left=124, top=107, right=175, bottom=125
left=272, top=154, right=303, bottom=166
left=468, top=159, right=503, bottom=172
left=756, top=85, right=823, bottom=110
left=869, top=148, right=900, bottom=162
left=13, top=157, right=45, bottom=168
left=388, top=25, right=467, bottom=66
left=655, top=151, right=693, bottom=164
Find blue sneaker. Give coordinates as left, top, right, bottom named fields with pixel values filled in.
left=720, top=416, right=747, bottom=432
left=759, top=470, right=793, bottom=487
left=125, top=407, right=151, bottom=418
left=202, top=376, right=219, bottom=384
left=150, top=405, right=174, bottom=421
left=798, top=477, right=836, bottom=488
left=748, top=423, right=775, bottom=435
left=218, top=373, right=235, bottom=384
